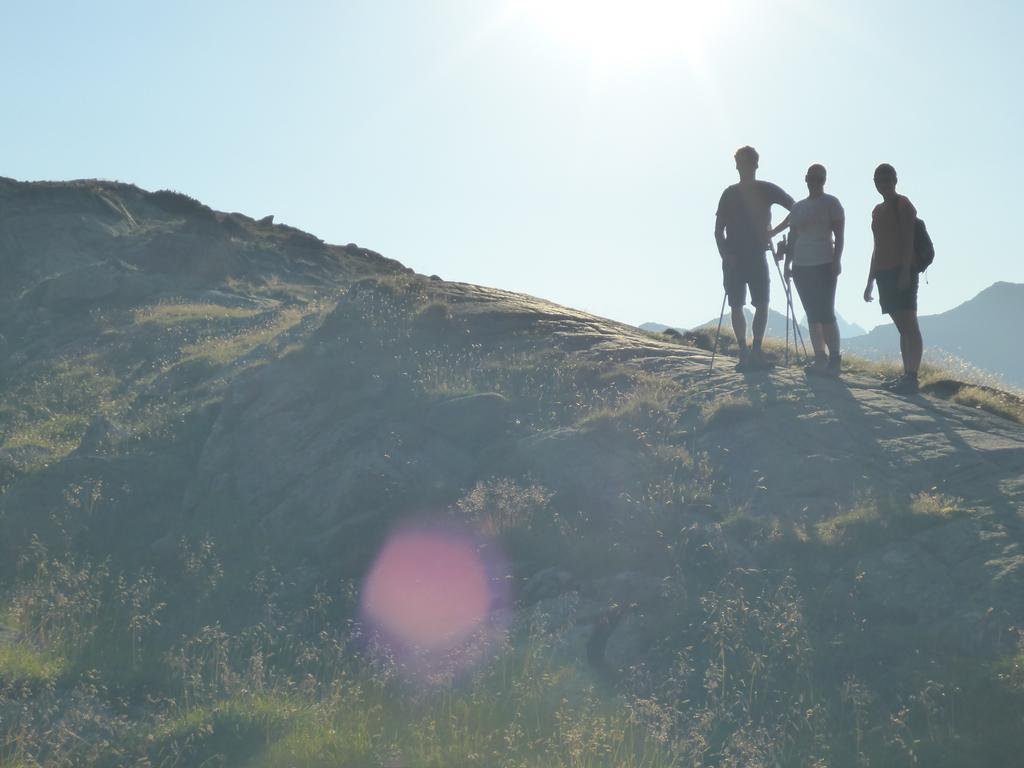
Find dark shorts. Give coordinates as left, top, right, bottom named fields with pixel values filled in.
left=792, top=263, right=837, bottom=324
left=875, top=267, right=918, bottom=315
left=723, top=254, right=770, bottom=309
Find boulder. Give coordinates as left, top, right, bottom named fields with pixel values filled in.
left=425, top=392, right=509, bottom=449
left=30, top=262, right=160, bottom=312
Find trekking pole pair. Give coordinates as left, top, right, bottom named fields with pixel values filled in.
left=769, top=236, right=809, bottom=365
left=709, top=238, right=807, bottom=376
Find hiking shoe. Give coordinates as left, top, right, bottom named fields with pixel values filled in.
left=824, top=355, right=842, bottom=378
left=804, top=356, right=828, bottom=376
left=734, top=354, right=749, bottom=372
left=746, top=350, right=774, bottom=371
left=889, top=374, right=919, bottom=395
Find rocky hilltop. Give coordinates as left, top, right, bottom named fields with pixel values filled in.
left=1, top=180, right=1023, bottom=766
left=0, top=176, right=406, bottom=477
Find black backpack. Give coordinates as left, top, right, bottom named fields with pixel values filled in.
left=893, top=197, right=934, bottom=273
left=913, top=217, right=934, bottom=273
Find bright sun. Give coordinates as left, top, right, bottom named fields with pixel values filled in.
left=506, top=0, right=730, bottom=69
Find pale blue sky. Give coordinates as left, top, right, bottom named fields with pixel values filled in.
left=3, top=0, right=1021, bottom=331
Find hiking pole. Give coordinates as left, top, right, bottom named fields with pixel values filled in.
left=779, top=234, right=809, bottom=359
left=784, top=277, right=791, bottom=367
left=778, top=262, right=807, bottom=363
left=708, top=291, right=727, bottom=376
left=770, top=237, right=809, bottom=364
left=780, top=237, right=791, bottom=366
left=789, top=273, right=809, bottom=360
left=781, top=235, right=806, bottom=362
left=769, top=238, right=791, bottom=366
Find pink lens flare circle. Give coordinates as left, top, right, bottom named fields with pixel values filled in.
left=362, top=526, right=497, bottom=652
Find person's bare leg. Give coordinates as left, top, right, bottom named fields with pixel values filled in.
left=892, top=310, right=922, bottom=374
left=909, top=316, right=922, bottom=372
left=731, top=307, right=747, bottom=356
left=751, top=304, right=768, bottom=353
left=823, top=321, right=840, bottom=359
left=809, top=322, right=827, bottom=358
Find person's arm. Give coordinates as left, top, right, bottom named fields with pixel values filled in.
left=832, top=216, right=845, bottom=276
left=715, top=213, right=728, bottom=258
left=768, top=185, right=795, bottom=244
left=774, top=185, right=796, bottom=212
left=715, top=192, right=735, bottom=269
left=770, top=214, right=790, bottom=238
left=783, top=224, right=797, bottom=278
left=864, top=216, right=876, bottom=302
left=863, top=261, right=875, bottom=301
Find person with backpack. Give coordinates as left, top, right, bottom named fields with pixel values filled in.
left=863, top=163, right=924, bottom=394
left=715, top=146, right=794, bottom=371
left=779, top=163, right=845, bottom=377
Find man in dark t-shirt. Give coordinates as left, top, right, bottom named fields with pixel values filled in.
left=714, top=146, right=794, bottom=370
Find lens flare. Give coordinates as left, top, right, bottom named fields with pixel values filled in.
left=362, top=525, right=501, bottom=655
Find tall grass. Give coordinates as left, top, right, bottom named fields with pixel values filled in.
left=4, top=512, right=1021, bottom=767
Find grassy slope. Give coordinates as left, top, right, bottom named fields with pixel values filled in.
left=1, top=189, right=1023, bottom=765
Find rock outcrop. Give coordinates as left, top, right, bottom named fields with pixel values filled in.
left=171, top=277, right=1024, bottom=660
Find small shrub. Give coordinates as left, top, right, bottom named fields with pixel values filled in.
left=817, top=492, right=968, bottom=550
left=414, top=300, right=452, bottom=324
left=630, top=446, right=717, bottom=517
left=0, top=642, right=65, bottom=684
left=11, top=537, right=109, bottom=651
left=684, top=328, right=717, bottom=350
left=815, top=499, right=880, bottom=547
left=455, top=478, right=551, bottom=537
left=921, top=350, right=1023, bottom=395
left=841, top=352, right=910, bottom=381
left=951, top=386, right=1024, bottom=424
left=910, top=491, right=966, bottom=519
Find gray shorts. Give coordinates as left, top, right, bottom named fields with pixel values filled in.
left=723, top=254, right=770, bottom=309
left=876, top=267, right=918, bottom=315
left=792, top=264, right=837, bottom=324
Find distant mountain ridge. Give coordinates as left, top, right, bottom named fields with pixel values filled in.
left=641, top=308, right=807, bottom=343
left=845, top=281, right=1024, bottom=389
left=805, top=313, right=867, bottom=339
left=642, top=307, right=867, bottom=346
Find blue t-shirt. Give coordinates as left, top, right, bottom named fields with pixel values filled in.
left=716, top=181, right=793, bottom=258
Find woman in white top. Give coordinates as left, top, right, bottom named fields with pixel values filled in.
left=778, top=164, right=845, bottom=376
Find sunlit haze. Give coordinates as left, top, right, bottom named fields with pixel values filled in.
left=505, top=0, right=731, bottom=69
left=3, top=0, right=1021, bottom=332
